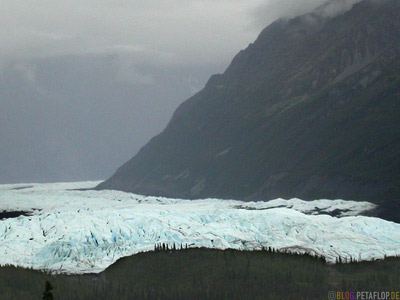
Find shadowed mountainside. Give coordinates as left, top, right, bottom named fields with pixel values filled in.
left=97, top=0, right=400, bottom=221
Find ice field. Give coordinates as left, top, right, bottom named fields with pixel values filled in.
left=0, top=181, right=399, bottom=274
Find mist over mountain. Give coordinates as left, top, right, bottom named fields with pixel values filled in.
left=0, top=0, right=365, bottom=184
left=0, top=56, right=218, bottom=183
left=98, top=0, right=400, bottom=221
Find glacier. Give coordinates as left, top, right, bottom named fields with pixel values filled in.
left=0, top=181, right=399, bottom=274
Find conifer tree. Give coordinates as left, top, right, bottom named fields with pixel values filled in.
left=42, top=280, right=54, bottom=300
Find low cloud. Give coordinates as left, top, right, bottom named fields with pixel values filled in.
left=252, top=0, right=362, bottom=28
left=0, top=0, right=261, bottom=67
left=0, top=0, right=363, bottom=69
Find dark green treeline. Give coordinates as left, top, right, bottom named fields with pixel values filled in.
left=0, top=248, right=399, bottom=300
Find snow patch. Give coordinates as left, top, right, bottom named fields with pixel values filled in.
left=216, top=147, right=231, bottom=157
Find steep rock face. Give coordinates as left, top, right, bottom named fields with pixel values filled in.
left=97, top=0, right=400, bottom=220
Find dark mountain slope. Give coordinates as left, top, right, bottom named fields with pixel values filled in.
left=97, top=0, right=400, bottom=220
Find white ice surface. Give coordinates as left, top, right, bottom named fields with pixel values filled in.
left=0, top=181, right=398, bottom=274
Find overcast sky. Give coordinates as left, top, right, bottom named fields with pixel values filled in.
left=0, top=0, right=347, bottom=68
left=0, top=0, right=360, bottom=184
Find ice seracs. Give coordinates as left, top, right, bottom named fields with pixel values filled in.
left=0, top=182, right=398, bottom=274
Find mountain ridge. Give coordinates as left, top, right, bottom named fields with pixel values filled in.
left=97, top=0, right=400, bottom=221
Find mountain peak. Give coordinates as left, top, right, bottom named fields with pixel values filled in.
left=97, top=0, right=400, bottom=222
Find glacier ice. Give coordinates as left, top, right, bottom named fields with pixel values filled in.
left=0, top=181, right=399, bottom=274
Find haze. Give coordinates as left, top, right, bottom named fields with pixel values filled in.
left=0, top=0, right=357, bottom=183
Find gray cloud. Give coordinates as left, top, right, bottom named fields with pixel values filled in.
left=0, top=0, right=363, bottom=67
left=252, top=0, right=362, bottom=28
left=0, top=0, right=262, bottom=67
